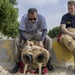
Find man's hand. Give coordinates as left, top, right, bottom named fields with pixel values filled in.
left=38, top=41, right=44, bottom=47
left=26, top=40, right=31, bottom=46
left=69, top=33, right=75, bottom=39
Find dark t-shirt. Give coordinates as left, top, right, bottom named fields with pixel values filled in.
left=60, top=13, right=75, bottom=28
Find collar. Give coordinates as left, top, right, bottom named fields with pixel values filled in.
left=68, top=13, right=75, bottom=18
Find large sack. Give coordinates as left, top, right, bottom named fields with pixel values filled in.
left=21, top=42, right=50, bottom=69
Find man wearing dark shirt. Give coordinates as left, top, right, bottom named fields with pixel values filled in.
left=9, top=8, right=53, bottom=73
left=59, top=1, right=75, bottom=52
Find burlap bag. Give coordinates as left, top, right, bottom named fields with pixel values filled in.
left=60, top=27, right=75, bottom=52
left=21, top=42, right=50, bottom=69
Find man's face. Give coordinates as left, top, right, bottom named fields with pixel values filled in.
left=68, top=4, right=75, bottom=15
left=28, top=12, right=38, bottom=24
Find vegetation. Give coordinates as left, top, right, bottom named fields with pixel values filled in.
left=48, top=26, right=61, bottom=38
left=9, top=0, right=17, bottom=5
left=0, top=0, right=61, bottom=39
left=0, top=0, right=19, bottom=38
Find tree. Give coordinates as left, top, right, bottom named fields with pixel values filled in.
left=48, top=26, right=60, bottom=38
left=0, top=0, right=19, bottom=38
left=9, top=0, right=17, bottom=5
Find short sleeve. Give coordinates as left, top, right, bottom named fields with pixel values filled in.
left=19, top=16, right=26, bottom=31
left=40, top=16, right=47, bottom=30
left=60, top=15, right=66, bottom=25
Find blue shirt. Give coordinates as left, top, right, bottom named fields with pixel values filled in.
left=19, top=14, right=47, bottom=34
left=60, top=13, right=75, bottom=28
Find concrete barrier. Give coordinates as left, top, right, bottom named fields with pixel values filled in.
left=51, top=39, right=74, bottom=69
left=0, top=39, right=16, bottom=70
left=0, top=39, right=74, bottom=71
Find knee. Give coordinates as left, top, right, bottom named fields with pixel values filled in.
left=46, top=35, right=52, bottom=43
left=63, top=34, right=72, bottom=41
left=62, top=34, right=70, bottom=38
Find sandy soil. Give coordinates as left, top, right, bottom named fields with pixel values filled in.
left=0, top=66, right=75, bottom=75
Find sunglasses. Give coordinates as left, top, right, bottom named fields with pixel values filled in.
left=28, top=18, right=37, bottom=20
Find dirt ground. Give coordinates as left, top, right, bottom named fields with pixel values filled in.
left=0, top=66, right=75, bottom=75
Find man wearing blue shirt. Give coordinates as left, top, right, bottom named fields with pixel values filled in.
left=59, top=1, right=75, bottom=52
left=10, top=8, right=53, bottom=73
left=19, top=8, right=48, bottom=47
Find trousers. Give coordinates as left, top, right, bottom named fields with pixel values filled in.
left=14, top=32, right=52, bottom=62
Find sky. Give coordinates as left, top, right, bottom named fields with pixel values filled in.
left=16, top=0, right=69, bottom=31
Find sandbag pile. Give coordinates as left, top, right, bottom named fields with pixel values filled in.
left=21, top=42, right=50, bottom=69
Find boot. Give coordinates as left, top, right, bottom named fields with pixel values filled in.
left=9, top=62, right=20, bottom=73
left=47, top=58, right=54, bottom=71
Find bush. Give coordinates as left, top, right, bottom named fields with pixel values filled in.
left=48, top=26, right=60, bottom=38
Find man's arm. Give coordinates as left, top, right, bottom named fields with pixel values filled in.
left=60, top=14, right=75, bottom=39
left=19, top=15, right=27, bottom=31
left=19, top=29, right=28, bottom=41
left=40, top=29, right=47, bottom=42
left=61, top=24, right=71, bottom=34
left=61, top=24, right=75, bottom=39
left=39, top=15, right=47, bottom=41
left=19, top=30, right=31, bottom=45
